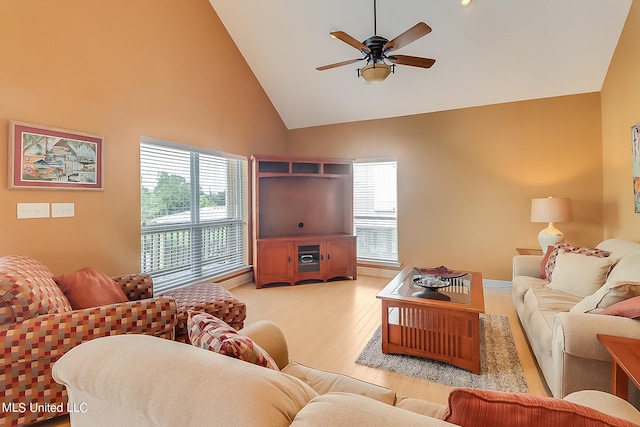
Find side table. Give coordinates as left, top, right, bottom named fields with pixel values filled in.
left=597, top=334, right=640, bottom=401
left=515, top=247, right=543, bottom=255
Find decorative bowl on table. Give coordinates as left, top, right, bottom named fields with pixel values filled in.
left=417, top=265, right=466, bottom=279
left=412, top=275, right=451, bottom=291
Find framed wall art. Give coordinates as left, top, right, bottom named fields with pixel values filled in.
left=9, top=121, right=103, bottom=190
left=633, top=123, right=640, bottom=213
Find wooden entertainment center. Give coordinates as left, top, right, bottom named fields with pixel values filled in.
left=251, top=155, right=357, bottom=288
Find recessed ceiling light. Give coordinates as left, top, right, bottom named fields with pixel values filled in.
left=460, top=0, right=474, bottom=6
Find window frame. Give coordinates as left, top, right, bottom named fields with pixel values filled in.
left=140, top=136, right=249, bottom=292
left=353, top=158, right=400, bottom=267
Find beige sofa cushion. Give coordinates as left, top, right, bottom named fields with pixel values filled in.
left=53, top=334, right=318, bottom=427
left=522, top=286, right=583, bottom=356
left=282, top=361, right=396, bottom=405
left=571, top=250, right=640, bottom=314
left=395, top=396, right=449, bottom=419
left=512, top=275, right=547, bottom=302
left=290, top=392, right=457, bottom=427
left=548, top=252, right=615, bottom=297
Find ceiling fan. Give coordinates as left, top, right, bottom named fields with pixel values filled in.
left=316, top=0, right=436, bottom=83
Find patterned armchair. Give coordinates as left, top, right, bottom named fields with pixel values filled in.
left=0, top=255, right=178, bottom=427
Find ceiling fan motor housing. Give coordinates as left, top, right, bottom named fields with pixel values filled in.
left=363, top=35, right=389, bottom=63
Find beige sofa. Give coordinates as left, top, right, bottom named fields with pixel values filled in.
left=52, top=320, right=640, bottom=426
left=512, top=238, right=640, bottom=400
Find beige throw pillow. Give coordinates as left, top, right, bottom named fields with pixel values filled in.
left=548, top=252, right=615, bottom=297
left=571, top=250, right=640, bottom=314
left=571, top=281, right=640, bottom=314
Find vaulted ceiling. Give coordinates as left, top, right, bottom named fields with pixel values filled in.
left=209, top=0, right=632, bottom=130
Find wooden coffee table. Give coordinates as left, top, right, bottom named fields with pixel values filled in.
left=377, top=266, right=485, bottom=374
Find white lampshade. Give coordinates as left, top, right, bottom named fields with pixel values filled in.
left=360, top=63, right=392, bottom=83
left=531, top=197, right=572, bottom=253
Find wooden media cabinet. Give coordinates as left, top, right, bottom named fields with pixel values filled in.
left=251, top=155, right=357, bottom=288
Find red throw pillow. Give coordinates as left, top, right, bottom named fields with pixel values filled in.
left=54, top=266, right=129, bottom=309
left=601, top=296, right=640, bottom=319
left=444, top=388, right=638, bottom=427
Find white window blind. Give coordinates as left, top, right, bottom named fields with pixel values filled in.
left=140, top=137, right=248, bottom=293
left=353, top=159, right=398, bottom=264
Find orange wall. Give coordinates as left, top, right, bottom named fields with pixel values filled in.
left=0, top=0, right=288, bottom=275
left=0, top=1, right=622, bottom=282
left=601, top=0, right=640, bottom=239
left=287, top=94, right=604, bottom=280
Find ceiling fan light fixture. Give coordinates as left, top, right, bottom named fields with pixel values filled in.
left=360, top=63, right=393, bottom=82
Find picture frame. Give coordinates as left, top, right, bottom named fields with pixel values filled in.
left=9, top=121, right=103, bottom=190
left=633, top=123, right=640, bottom=213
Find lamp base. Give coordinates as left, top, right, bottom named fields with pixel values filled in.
left=538, top=222, right=564, bottom=254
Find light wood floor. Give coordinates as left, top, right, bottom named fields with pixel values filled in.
left=35, top=274, right=549, bottom=426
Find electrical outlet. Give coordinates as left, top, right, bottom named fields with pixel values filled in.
left=51, top=203, right=75, bottom=218
left=17, top=203, right=50, bottom=219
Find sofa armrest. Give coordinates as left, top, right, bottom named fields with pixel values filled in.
left=564, top=390, right=640, bottom=424
left=552, top=312, right=640, bottom=361
left=512, top=255, right=543, bottom=279
left=2, top=297, right=178, bottom=365
left=1, top=297, right=177, bottom=426
left=112, top=273, right=154, bottom=300
left=240, top=320, right=290, bottom=370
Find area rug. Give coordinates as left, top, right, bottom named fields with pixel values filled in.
left=355, top=313, right=528, bottom=393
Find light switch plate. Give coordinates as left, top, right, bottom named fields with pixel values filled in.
left=51, top=203, right=75, bottom=218
left=17, top=203, right=50, bottom=219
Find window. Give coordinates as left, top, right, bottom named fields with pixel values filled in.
left=353, top=159, right=398, bottom=264
left=140, top=137, right=248, bottom=292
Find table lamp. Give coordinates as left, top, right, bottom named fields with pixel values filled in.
left=530, top=197, right=572, bottom=253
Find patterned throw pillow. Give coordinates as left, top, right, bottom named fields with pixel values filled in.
left=187, top=311, right=279, bottom=370
left=543, top=242, right=610, bottom=282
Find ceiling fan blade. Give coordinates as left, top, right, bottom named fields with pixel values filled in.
left=316, top=58, right=363, bottom=71
left=387, top=55, right=436, bottom=69
left=330, top=31, right=371, bottom=53
left=383, top=22, right=432, bottom=52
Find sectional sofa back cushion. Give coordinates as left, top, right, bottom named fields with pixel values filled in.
left=0, top=255, right=72, bottom=323
left=596, top=239, right=640, bottom=261
left=571, top=249, right=640, bottom=314
left=444, top=388, right=639, bottom=427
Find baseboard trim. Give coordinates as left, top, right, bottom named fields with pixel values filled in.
left=221, top=266, right=512, bottom=291
left=483, top=279, right=512, bottom=290
left=220, top=270, right=254, bottom=289
left=357, top=266, right=401, bottom=279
